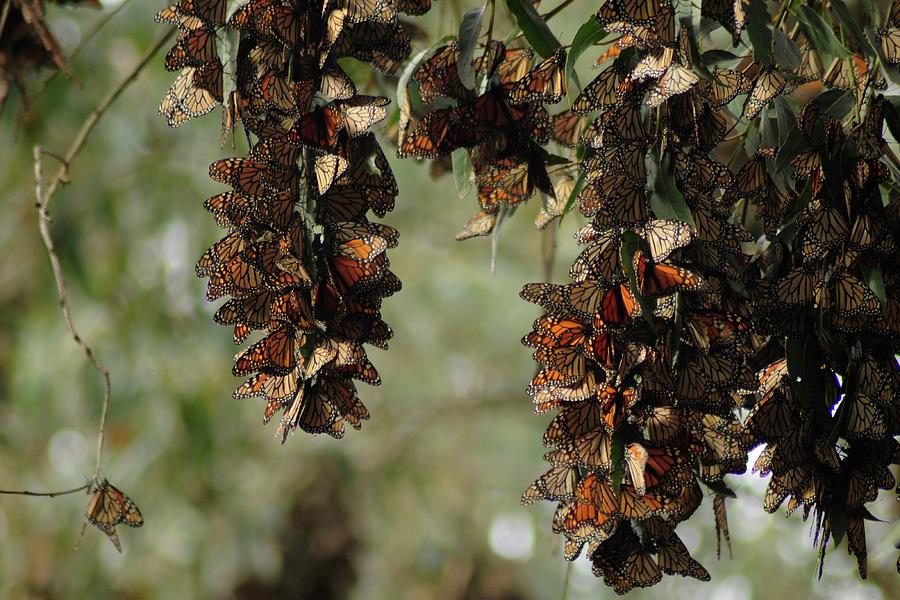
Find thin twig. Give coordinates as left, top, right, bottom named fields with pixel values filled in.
left=0, top=0, right=12, bottom=40
left=34, top=145, right=111, bottom=482
left=21, top=29, right=174, bottom=494
left=32, top=0, right=136, bottom=99
left=43, top=27, right=175, bottom=207
left=0, top=484, right=89, bottom=498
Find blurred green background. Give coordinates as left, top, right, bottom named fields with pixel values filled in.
left=0, top=1, right=898, bottom=598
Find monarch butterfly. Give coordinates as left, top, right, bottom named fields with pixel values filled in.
left=817, top=271, right=881, bottom=317
left=570, top=230, right=624, bottom=285
left=623, top=442, right=649, bottom=495
left=165, top=25, right=218, bottom=72
left=399, top=106, right=484, bottom=159
left=597, top=383, right=638, bottom=433
left=395, top=0, right=432, bottom=15
left=796, top=200, right=848, bottom=261
left=581, top=103, right=649, bottom=148
left=509, top=47, right=567, bottom=104
left=453, top=209, right=496, bottom=241
left=640, top=220, right=694, bottom=261
left=596, top=0, right=663, bottom=27
left=794, top=44, right=824, bottom=83
left=413, top=42, right=472, bottom=104
left=634, top=253, right=703, bottom=298
left=568, top=281, right=638, bottom=326
left=572, top=63, right=630, bottom=115
left=159, top=63, right=223, bottom=127
left=474, top=44, right=534, bottom=84
left=591, top=524, right=663, bottom=594
left=477, top=148, right=554, bottom=203
left=698, top=67, right=752, bottom=107
left=550, top=109, right=586, bottom=147
left=683, top=310, right=750, bottom=352
left=631, top=47, right=674, bottom=82
left=472, top=84, right=527, bottom=127
left=649, top=519, right=711, bottom=581
left=85, top=480, right=143, bottom=552
left=314, top=150, right=350, bottom=194
left=745, top=66, right=788, bottom=119
left=521, top=465, right=578, bottom=505
left=701, top=0, right=745, bottom=45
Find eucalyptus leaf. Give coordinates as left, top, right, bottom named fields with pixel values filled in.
left=505, top=0, right=561, bottom=58
left=773, top=29, right=801, bottom=71
left=451, top=148, right=475, bottom=202
left=650, top=154, right=696, bottom=226
left=795, top=6, right=852, bottom=59
left=457, top=3, right=487, bottom=90
left=747, top=0, right=773, bottom=65
left=567, top=17, right=606, bottom=99
left=563, top=171, right=586, bottom=214
left=620, top=231, right=657, bottom=330
left=830, top=0, right=877, bottom=57
left=702, top=49, right=742, bottom=66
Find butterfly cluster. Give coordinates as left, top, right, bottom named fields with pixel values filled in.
left=514, top=0, right=900, bottom=591
left=157, top=0, right=427, bottom=439
left=398, top=38, right=567, bottom=239
left=744, top=95, right=900, bottom=579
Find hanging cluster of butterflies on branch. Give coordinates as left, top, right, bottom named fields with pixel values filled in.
left=156, top=0, right=429, bottom=442
left=390, top=0, right=900, bottom=593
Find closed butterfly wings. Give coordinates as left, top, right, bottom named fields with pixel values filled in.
left=85, top=480, right=143, bottom=552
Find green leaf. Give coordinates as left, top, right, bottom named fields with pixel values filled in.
left=567, top=17, right=606, bottom=98
left=701, top=479, right=737, bottom=498
left=829, top=506, right=850, bottom=547
left=773, top=96, right=796, bottom=146
left=451, top=148, right=475, bottom=202
left=746, top=0, right=773, bottom=65
left=830, top=0, right=878, bottom=57
left=701, top=49, right=742, bottom=65
left=785, top=336, right=823, bottom=411
left=491, top=205, right=515, bottom=274
left=795, top=6, right=852, bottom=59
left=774, top=119, right=806, bottom=172
left=682, top=25, right=714, bottom=79
left=773, top=29, right=801, bottom=71
left=863, top=266, right=888, bottom=314
left=650, top=154, right=696, bottom=226
left=813, top=88, right=854, bottom=118
left=883, top=98, right=900, bottom=143
left=227, top=0, right=250, bottom=20
left=563, top=171, right=585, bottom=214
left=457, top=3, right=487, bottom=90
left=620, top=231, right=657, bottom=330
left=396, top=38, right=453, bottom=150
left=505, top=0, right=561, bottom=58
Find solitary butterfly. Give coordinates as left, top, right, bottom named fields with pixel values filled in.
left=85, top=479, right=143, bottom=552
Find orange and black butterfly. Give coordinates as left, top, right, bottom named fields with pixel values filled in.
left=289, top=105, right=345, bottom=150
left=509, top=47, right=567, bottom=105
left=634, top=252, right=703, bottom=298
left=165, top=24, right=218, bottom=71
left=85, top=479, right=143, bottom=552
left=399, top=106, right=485, bottom=158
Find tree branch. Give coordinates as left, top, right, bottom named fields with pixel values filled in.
left=0, top=484, right=89, bottom=498
left=13, top=28, right=174, bottom=499
left=42, top=27, right=175, bottom=208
